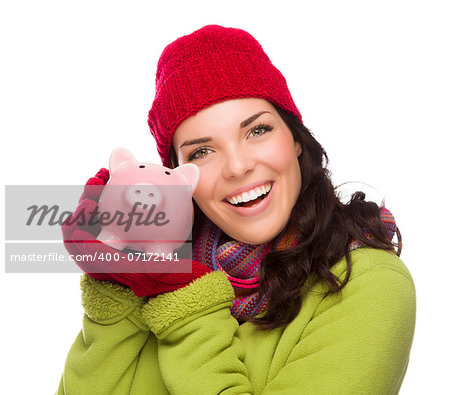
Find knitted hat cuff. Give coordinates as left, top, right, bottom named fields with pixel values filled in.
left=148, top=51, right=302, bottom=167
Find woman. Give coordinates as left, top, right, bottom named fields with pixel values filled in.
left=58, top=25, right=416, bottom=394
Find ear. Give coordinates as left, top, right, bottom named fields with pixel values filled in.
left=174, top=163, right=200, bottom=192
left=295, top=141, right=302, bottom=157
left=109, top=147, right=136, bottom=174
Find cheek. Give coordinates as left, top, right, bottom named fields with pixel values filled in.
left=268, top=136, right=302, bottom=198
left=193, top=169, right=215, bottom=207
left=264, top=133, right=299, bottom=173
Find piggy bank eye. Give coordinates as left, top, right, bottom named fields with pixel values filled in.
left=165, top=171, right=171, bottom=175
left=139, top=165, right=145, bottom=169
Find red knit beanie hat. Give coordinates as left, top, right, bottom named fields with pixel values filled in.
left=147, top=24, right=302, bottom=167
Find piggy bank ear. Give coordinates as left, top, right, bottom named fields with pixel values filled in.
left=174, top=163, right=200, bottom=192
left=109, top=147, right=136, bottom=174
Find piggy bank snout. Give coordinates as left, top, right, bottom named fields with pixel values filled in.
left=126, top=183, right=162, bottom=208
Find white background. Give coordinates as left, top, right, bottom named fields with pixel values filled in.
left=1, top=1, right=449, bottom=393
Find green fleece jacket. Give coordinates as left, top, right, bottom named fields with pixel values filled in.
left=57, top=247, right=416, bottom=394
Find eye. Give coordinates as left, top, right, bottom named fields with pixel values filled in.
left=248, top=123, right=274, bottom=137
left=188, top=147, right=212, bottom=161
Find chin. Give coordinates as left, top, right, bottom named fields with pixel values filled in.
left=225, top=223, right=283, bottom=245
left=235, top=236, right=271, bottom=245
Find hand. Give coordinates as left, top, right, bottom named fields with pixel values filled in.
left=62, top=168, right=212, bottom=297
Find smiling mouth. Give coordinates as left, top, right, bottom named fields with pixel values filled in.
left=230, top=191, right=270, bottom=207
left=226, top=182, right=273, bottom=208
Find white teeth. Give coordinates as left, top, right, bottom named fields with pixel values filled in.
left=227, top=183, right=272, bottom=205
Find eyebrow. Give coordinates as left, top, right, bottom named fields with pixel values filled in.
left=179, top=136, right=212, bottom=148
left=240, top=111, right=271, bottom=128
left=179, top=111, right=271, bottom=148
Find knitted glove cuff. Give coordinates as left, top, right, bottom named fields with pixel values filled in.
left=141, top=271, right=234, bottom=336
left=80, top=274, right=149, bottom=330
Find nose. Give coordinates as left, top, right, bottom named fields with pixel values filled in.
left=126, top=183, right=162, bottom=208
left=221, top=145, right=256, bottom=179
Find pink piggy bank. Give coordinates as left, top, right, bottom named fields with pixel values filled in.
left=97, top=147, right=199, bottom=255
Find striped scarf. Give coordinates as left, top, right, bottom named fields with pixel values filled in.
left=193, top=207, right=396, bottom=322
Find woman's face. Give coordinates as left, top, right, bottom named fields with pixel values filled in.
left=173, top=98, right=302, bottom=244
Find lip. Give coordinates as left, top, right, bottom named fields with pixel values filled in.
left=224, top=180, right=273, bottom=201
left=224, top=181, right=275, bottom=217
